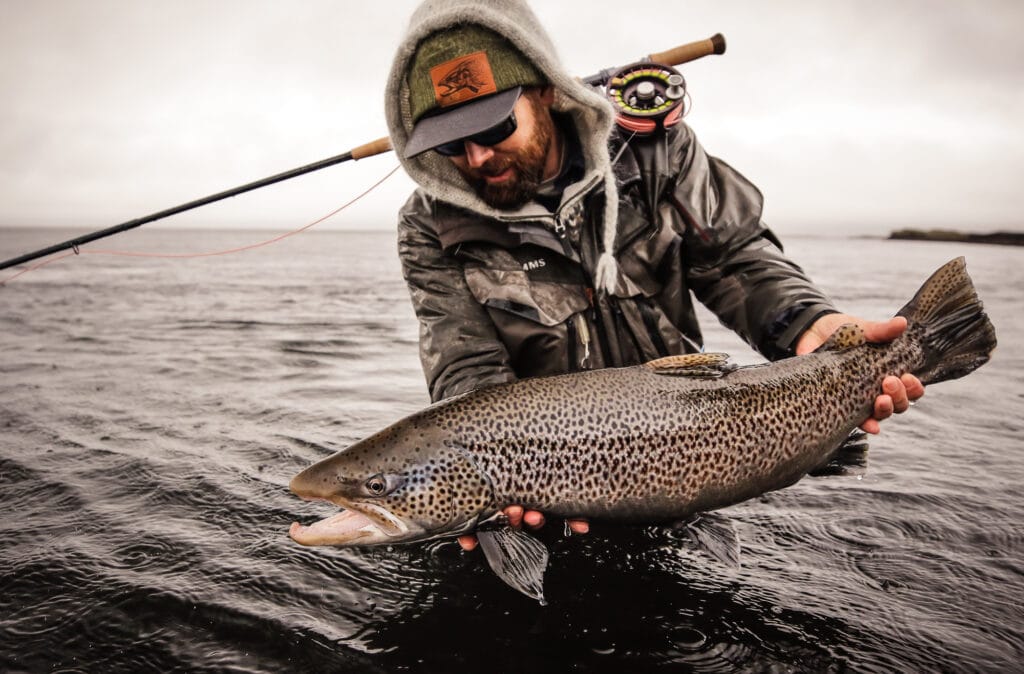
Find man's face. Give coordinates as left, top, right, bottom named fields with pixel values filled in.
left=448, top=88, right=558, bottom=209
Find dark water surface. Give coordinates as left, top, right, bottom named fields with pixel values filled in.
left=2, top=228, right=1022, bottom=672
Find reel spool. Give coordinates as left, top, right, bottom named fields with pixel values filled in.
left=605, top=62, right=687, bottom=135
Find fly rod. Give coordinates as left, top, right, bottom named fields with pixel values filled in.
left=0, top=138, right=391, bottom=272
left=0, top=33, right=725, bottom=272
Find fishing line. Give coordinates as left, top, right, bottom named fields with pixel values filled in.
left=0, top=34, right=726, bottom=282
left=0, top=164, right=400, bottom=285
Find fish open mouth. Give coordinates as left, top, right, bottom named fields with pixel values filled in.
left=289, top=508, right=383, bottom=546
left=289, top=501, right=416, bottom=545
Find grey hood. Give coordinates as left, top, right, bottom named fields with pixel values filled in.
left=384, top=0, right=622, bottom=292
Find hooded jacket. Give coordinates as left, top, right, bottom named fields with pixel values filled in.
left=385, top=0, right=837, bottom=402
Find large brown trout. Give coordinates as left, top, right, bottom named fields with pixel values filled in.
left=289, top=258, right=996, bottom=601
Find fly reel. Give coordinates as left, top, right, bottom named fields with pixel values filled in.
left=605, top=62, right=687, bottom=135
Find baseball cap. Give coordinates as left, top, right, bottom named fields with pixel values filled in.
left=404, top=24, right=546, bottom=158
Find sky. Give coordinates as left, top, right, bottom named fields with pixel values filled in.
left=1, top=0, right=1022, bottom=237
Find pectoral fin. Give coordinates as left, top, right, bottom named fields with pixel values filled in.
left=675, top=512, right=741, bottom=568
left=476, top=528, right=550, bottom=604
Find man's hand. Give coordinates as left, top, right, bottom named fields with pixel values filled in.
left=796, top=313, right=926, bottom=434
left=457, top=505, right=589, bottom=551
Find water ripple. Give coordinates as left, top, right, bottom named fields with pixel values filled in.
left=2, top=233, right=1023, bottom=672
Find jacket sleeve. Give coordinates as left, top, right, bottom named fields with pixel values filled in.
left=397, top=190, right=518, bottom=401
left=667, top=123, right=837, bottom=360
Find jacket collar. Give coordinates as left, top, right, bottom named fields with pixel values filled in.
left=433, top=130, right=654, bottom=257
left=434, top=127, right=671, bottom=258
left=434, top=202, right=567, bottom=255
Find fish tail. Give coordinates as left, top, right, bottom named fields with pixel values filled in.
left=896, top=257, right=997, bottom=385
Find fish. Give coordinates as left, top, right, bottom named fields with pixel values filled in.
left=288, top=257, right=996, bottom=602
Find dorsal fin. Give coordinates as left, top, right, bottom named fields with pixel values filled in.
left=814, top=324, right=867, bottom=353
left=642, top=352, right=735, bottom=378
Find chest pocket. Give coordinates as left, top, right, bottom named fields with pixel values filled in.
left=462, top=251, right=589, bottom=327
left=462, top=249, right=593, bottom=378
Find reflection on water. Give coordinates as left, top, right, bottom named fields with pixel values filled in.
left=1, top=229, right=1022, bottom=672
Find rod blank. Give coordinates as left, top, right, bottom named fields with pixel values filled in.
left=0, top=150, right=357, bottom=271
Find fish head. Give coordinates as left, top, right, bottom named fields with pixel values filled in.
left=288, top=420, right=493, bottom=546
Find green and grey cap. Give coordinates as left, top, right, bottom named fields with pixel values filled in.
left=404, top=24, right=546, bottom=158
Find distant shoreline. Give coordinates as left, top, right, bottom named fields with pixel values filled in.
left=889, top=229, right=1024, bottom=247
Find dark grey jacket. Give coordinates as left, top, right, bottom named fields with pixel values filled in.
left=399, top=122, right=837, bottom=402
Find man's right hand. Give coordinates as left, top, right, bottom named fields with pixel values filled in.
left=796, top=314, right=925, bottom=434
left=458, top=505, right=589, bottom=551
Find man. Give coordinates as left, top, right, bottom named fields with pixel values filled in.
left=384, top=1, right=923, bottom=547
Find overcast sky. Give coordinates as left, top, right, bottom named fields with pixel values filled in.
left=1, top=0, right=1021, bottom=237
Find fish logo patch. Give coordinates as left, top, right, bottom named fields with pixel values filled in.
left=431, top=51, right=498, bottom=107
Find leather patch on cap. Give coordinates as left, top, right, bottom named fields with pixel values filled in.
left=430, top=50, right=497, bottom=107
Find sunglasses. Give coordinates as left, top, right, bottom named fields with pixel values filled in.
left=433, top=110, right=518, bottom=157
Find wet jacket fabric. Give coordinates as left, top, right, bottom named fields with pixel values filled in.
left=398, top=121, right=836, bottom=401
left=386, top=0, right=837, bottom=402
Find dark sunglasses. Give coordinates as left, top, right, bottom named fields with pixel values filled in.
left=433, top=110, right=518, bottom=157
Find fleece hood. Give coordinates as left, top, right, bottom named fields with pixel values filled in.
left=384, top=0, right=622, bottom=292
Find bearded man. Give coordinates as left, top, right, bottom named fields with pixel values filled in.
left=384, top=0, right=923, bottom=547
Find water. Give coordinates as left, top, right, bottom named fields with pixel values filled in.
left=2, top=227, right=1022, bottom=672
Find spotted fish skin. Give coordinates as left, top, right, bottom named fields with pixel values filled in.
left=424, top=355, right=869, bottom=521
left=290, top=258, right=995, bottom=549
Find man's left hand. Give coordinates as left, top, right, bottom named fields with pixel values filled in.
left=796, top=314, right=925, bottom=434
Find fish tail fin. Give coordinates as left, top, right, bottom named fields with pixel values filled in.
left=896, top=257, right=997, bottom=385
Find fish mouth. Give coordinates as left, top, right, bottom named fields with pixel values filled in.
left=289, top=508, right=381, bottom=545
left=289, top=501, right=417, bottom=546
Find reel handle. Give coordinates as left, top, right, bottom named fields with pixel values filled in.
left=649, top=33, right=726, bottom=67
left=581, top=33, right=726, bottom=87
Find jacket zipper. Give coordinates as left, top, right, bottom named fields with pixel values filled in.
left=588, top=288, right=614, bottom=367
left=636, top=297, right=670, bottom=358
left=611, top=298, right=647, bottom=363
left=566, top=315, right=578, bottom=373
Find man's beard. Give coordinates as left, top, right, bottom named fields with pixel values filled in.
left=456, top=100, right=555, bottom=209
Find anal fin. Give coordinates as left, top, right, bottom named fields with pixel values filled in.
left=476, top=528, right=550, bottom=604
left=809, top=430, right=869, bottom=477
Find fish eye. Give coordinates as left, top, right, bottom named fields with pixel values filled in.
left=365, top=475, right=387, bottom=496
left=362, top=473, right=405, bottom=497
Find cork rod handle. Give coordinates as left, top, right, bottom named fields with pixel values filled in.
left=649, top=33, right=726, bottom=67
left=350, top=136, right=393, bottom=160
